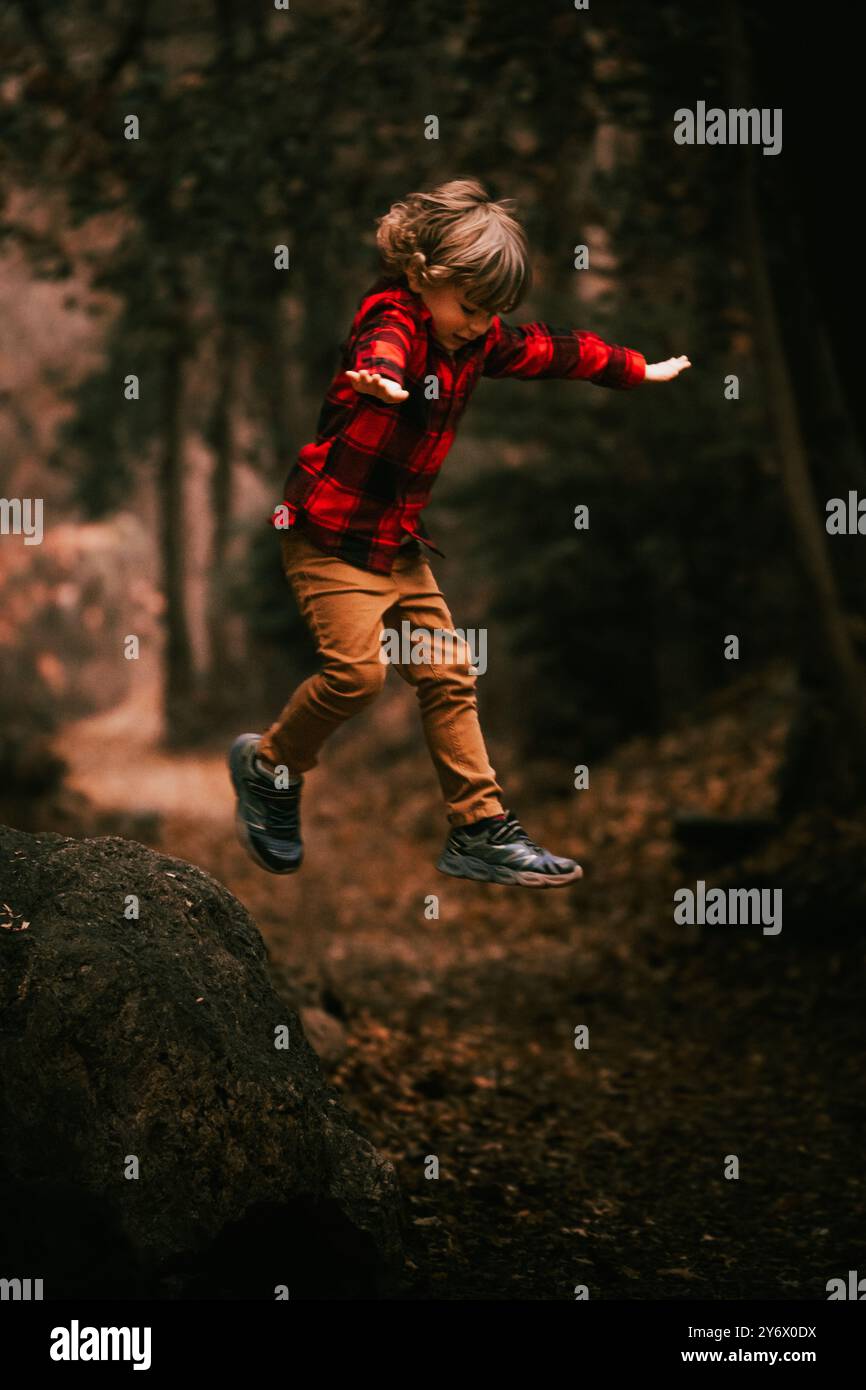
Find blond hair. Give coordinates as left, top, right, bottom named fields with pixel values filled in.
left=375, top=177, right=531, bottom=313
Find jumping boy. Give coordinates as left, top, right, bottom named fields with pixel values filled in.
left=229, top=178, right=690, bottom=888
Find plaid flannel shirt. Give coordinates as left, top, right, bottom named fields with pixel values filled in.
left=269, top=272, right=646, bottom=575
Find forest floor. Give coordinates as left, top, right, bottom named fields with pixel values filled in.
left=51, top=664, right=866, bottom=1301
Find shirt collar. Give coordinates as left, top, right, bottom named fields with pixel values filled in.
left=395, top=272, right=433, bottom=323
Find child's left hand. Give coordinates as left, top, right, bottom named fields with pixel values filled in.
left=644, top=355, right=691, bottom=382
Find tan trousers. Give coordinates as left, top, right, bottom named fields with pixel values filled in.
left=257, top=530, right=505, bottom=827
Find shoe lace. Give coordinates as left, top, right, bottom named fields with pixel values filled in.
left=488, top=812, right=544, bottom=854
left=246, top=777, right=300, bottom=836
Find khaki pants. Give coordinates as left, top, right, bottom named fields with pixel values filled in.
left=257, top=530, right=505, bottom=827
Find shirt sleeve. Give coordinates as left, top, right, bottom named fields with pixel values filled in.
left=481, top=317, right=646, bottom=388
left=348, top=298, right=416, bottom=387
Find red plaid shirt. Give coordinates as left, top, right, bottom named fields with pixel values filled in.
left=270, top=272, right=646, bottom=574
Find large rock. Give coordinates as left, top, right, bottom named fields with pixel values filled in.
left=0, top=825, right=404, bottom=1299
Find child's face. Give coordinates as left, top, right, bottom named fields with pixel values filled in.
left=406, top=271, right=495, bottom=351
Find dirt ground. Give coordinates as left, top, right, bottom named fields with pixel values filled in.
left=51, top=664, right=866, bottom=1301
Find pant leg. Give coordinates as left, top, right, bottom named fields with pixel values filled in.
left=384, top=548, right=505, bottom=827
left=257, top=532, right=398, bottom=774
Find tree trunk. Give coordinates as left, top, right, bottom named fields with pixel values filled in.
left=206, top=310, right=236, bottom=687
left=260, top=293, right=295, bottom=472
left=158, top=333, right=195, bottom=743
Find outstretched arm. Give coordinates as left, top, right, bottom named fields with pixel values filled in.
left=481, top=318, right=690, bottom=387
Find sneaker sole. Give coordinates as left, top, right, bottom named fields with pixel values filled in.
left=436, top=847, right=583, bottom=888
left=229, top=736, right=303, bottom=875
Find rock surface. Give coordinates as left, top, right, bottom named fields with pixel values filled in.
left=0, top=824, right=404, bottom=1298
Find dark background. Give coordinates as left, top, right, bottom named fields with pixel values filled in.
left=1, top=0, right=863, bottom=1301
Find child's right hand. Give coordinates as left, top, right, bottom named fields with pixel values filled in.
left=345, top=368, right=409, bottom=402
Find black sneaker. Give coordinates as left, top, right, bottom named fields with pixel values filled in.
left=436, top=810, right=583, bottom=889
left=228, top=733, right=303, bottom=874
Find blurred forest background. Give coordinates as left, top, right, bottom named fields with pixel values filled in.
left=2, top=0, right=863, bottom=821
left=2, top=0, right=865, bottom=1299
